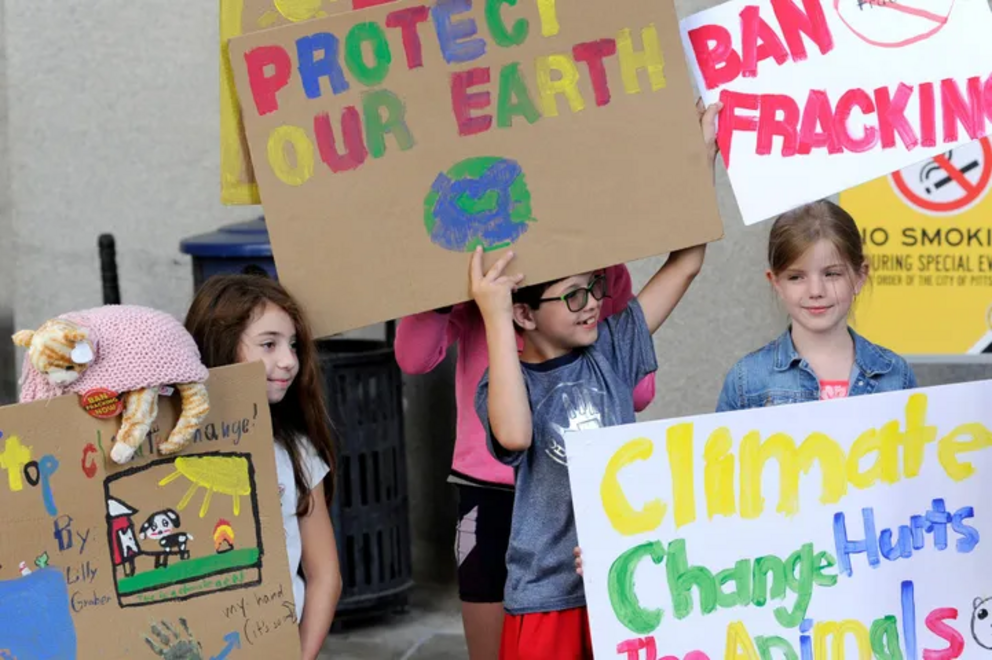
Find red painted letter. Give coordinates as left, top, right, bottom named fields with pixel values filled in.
left=985, top=73, right=992, bottom=124
left=386, top=6, right=430, bottom=69
left=353, top=0, right=399, bottom=8
left=757, top=94, right=800, bottom=157
left=717, top=89, right=760, bottom=168
left=616, top=638, right=644, bottom=660
left=875, top=83, right=918, bottom=150
left=771, top=0, right=834, bottom=62
left=244, top=45, right=292, bottom=116
left=82, top=443, right=98, bottom=479
left=688, top=24, right=742, bottom=90
left=798, top=89, right=841, bottom=155
left=923, top=608, right=964, bottom=660
left=919, top=82, right=937, bottom=148
left=740, top=5, right=789, bottom=78
left=941, top=76, right=986, bottom=143
left=314, top=108, right=368, bottom=173
left=573, top=39, right=618, bottom=107
left=451, top=67, right=493, bottom=136
left=835, top=88, right=878, bottom=153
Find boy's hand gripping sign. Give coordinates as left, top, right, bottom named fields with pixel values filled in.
left=566, top=380, right=992, bottom=660
left=679, top=0, right=992, bottom=225
left=227, top=0, right=724, bottom=338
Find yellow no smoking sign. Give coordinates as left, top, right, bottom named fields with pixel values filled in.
left=841, top=137, right=992, bottom=355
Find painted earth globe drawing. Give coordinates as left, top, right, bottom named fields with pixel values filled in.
left=423, top=156, right=537, bottom=252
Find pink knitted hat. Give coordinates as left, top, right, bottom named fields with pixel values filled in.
left=19, top=305, right=208, bottom=403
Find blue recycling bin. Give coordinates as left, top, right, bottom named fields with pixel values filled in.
left=178, top=220, right=413, bottom=626
left=179, top=217, right=277, bottom=288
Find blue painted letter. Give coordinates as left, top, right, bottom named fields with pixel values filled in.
left=833, top=507, right=880, bottom=576
left=432, top=0, right=487, bottom=64
left=297, top=32, right=350, bottom=98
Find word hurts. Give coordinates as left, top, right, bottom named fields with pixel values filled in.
left=243, top=0, right=667, bottom=186
left=0, top=433, right=60, bottom=516
left=615, top=582, right=967, bottom=659
left=833, top=498, right=979, bottom=576
left=686, top=0, right=992, bottom=167
left=600, top=394, right=989, bottom=536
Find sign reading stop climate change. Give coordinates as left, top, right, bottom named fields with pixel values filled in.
left=227, top=0, right=723, bottom=337
left=679, top=0, right=992, bottom=225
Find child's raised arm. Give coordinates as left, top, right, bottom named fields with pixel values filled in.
left=637, top=100, right=722, bottom=334
left=470, top=247, right=530, bottom=451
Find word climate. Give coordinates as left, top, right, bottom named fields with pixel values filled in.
left=600, top=394, right=987, bottom=534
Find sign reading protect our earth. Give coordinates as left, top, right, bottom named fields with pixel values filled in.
left=227, top=0, right=723, bottom=337
left=842, top=137, right=992, bottom=355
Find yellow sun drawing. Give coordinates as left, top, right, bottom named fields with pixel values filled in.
left=159, top=456, right=252, bottom=519
left=259, top=0, right=333, bottom=28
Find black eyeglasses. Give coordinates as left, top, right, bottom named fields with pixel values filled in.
left=538, top=274, right=608, bottom=313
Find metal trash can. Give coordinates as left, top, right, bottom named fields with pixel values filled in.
left=319, top=339, right=413, bottom=620
left=179, top=220, right=413, bottom=623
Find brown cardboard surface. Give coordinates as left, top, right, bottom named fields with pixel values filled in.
left=228, top=0, right=724, bottom=337
left=220, top=0, right=399, bottom=204
left=0, top=362, right=301, bottom=659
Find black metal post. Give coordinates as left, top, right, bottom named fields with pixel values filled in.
left=99, top=234, right=121, bottom=305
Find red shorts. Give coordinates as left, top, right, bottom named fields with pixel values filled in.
left=499, top=606, right=594, bottom=660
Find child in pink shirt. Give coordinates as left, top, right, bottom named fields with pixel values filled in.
left=394, top=264, right=655, bottom=660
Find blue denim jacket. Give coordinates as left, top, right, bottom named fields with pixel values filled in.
left=716, top=327, right=917, bottom=412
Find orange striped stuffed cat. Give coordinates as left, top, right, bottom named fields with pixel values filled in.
left=14, top=305, right=210, bottom=464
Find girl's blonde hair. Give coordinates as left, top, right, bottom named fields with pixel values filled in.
left=768, top=200, right=865, bottom=276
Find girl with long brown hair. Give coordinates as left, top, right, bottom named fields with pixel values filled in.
left=184, top=274, right=340, bottom=660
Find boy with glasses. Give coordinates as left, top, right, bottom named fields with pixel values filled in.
left=471, top=101, right=721, bottom=659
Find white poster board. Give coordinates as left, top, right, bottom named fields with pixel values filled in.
left=566, top=380, right=991, bottom=659
left=679, top=0, right=992, bottom=225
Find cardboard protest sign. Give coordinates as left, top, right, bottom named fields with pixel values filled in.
left=0, top=362, right=301, bottom=659
left=841, top=137, right=992, bottom=356
left=566, top=380, right=991, bottom=659
left=221, top=0, right=403, bottom=204
left=679, top=0, right=992, bottom=225
left=227, top=0, right=724, bottom=337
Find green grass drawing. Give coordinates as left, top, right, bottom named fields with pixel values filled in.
left=117, top=548, right=260, bottom=596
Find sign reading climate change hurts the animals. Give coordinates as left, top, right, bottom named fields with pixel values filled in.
left=566, top=380, right=992, bottom=660
left=228, top=0, right=724, bottom=338
left=679, top=0, right=992, bottom=226
left=0, top=363, right=301, bottom=659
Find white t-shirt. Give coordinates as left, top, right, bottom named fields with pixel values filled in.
left=274, top=438, right=330, bottom=622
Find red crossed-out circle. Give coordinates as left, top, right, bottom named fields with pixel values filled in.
left=833, top=0, right=956, bottom=49
left=891, top=138, right=992, bottom=215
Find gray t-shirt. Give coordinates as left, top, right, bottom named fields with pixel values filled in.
left=475, top=300, right=657, bottom=614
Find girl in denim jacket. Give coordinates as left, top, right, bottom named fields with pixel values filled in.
left=717, top=200, right=917, bottom=412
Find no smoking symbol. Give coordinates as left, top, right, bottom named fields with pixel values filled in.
left=890, top=138, right=992, bottom=216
